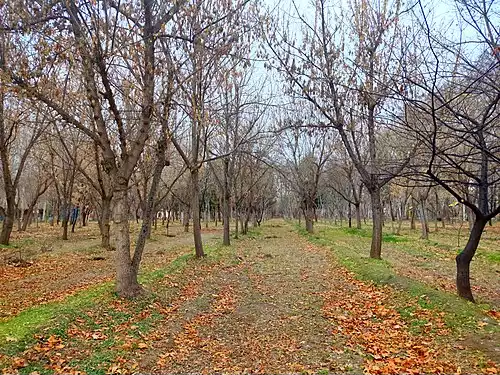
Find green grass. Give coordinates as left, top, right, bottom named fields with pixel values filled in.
left=485, top=252, right=500, bottom=264
left=0, top=239, right=36, bottom=251
left=0, top=237, right=238, bottom=374
left=0, top=248, right=197, bottom=357
left=0, top=284, right=112, bottom=348
left=340, top=227, right=407, bottom=243
left=295, top=223, right=497, bottom=335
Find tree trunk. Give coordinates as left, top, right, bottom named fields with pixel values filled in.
left=62, top=204, right=69, bottom=240
left=82, top=206, right=88, bottom=227
left=100, top=196, right=112, bottom=249
left=348, top=202, right=352, bottom=228
left=55, top=199, right=60, bottom=226
left=243, top=214, right=249, bottom=234
left=456, top=217, right=487, bottom=302
left=114, top=184, right=142, bottom=298
left=234, top=210, right=239, bottom=239
left=369, top=187, right=383, bottom=259
left=240, top=216, right=246, bottom=235
left=0, top=38, right=14, bottom=245
left=0, top=208, right=14, bottom=245
left=71, top=207, right=79, bottom=233
left=419, top=199, right=429, bottom=240
left=191, top=169, right=204, bottom=258
left=396, top=202, right=404, bottom=235
left=21, top=208, right=34, bottom=231
left=304, top=205, right=314, bottom=233
left=183, top=210, right=189, bottom=232
left=355, top=203, right=362, bottom=229
left=434, top=190, right=439, bottom=232
left=222, top=185, right=230, bottom=246
left=132, top=147, right=166, bottom=275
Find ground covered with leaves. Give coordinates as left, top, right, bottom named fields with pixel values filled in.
left=0, top=221, right=499, bottom=374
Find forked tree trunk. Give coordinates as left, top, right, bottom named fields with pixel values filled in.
left=369, top=187, right=383, bottom=259
left=456, top=217, right=487, bottom=302
left=133, top=146, right=166, bottom=273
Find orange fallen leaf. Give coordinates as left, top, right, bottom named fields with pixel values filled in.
left=12, top=357, right=28, bottom=369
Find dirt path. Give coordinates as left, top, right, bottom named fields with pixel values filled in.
left=1, top=222, right=497, bottom=374
left=137, top=223, right=487, bottom=374
left=143, top=224, right=358, bottom=373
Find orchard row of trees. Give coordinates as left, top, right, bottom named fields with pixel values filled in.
left=0, top=0, right=498, bottom=302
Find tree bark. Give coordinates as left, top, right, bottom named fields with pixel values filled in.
left=132, top=152, right=166, bottom=275
left=355, top=203, right=362, bottom=229
left=234, top=210, right=239, bottom=239
left=21, top=208, right=34, bottom=231
left=0, top=208, right=14, bottom=245
left=62, top=204, right=69, bottom=240
left=348, top=202, right=352, bottom=228
left=456, top=217, right=487, bottom=302
left=183, top=209, right=190, bottom=232
left=304, top=205, right=314, bottom=233
left=222, top=170, right=231, bottom=245
left=99, top=195, right=112, bottom=249
left=369, top=187, right=383, bottom=259
left=419, top=199, right=429, bottom=240
left=114, top=183, right=142, bottom=298
left=191, top=169, right=204, bottom=257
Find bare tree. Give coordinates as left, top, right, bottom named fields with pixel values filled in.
left=267, top=0, right=414, bottom=258
left=400, top=0, right=500, bottom=301
left=277, top=114, right=332, bottom=233
left=2, top=0, right=186, bottom=297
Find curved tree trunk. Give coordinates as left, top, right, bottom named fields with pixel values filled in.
left=456, top=217, right=487, bottom=302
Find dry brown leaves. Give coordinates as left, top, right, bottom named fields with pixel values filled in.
left=321, top=262, right=498, bottom=374
left=1, top=334, right=85, bottom=375
left=156, top=285, right=238, bottom=369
